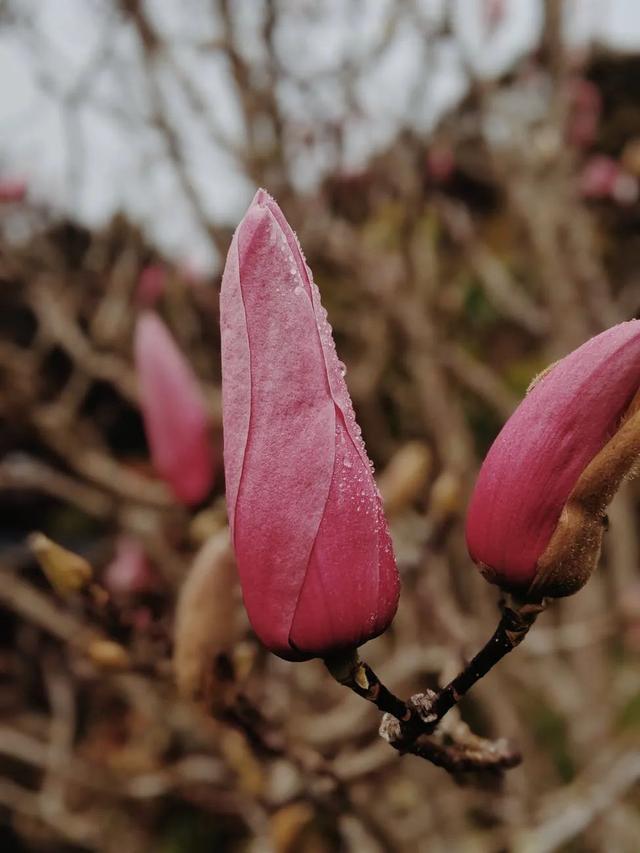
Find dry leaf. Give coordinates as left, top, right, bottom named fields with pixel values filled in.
left=173, top=528, right=238, bottom=703
left=377, top=441, right=432, bottom=516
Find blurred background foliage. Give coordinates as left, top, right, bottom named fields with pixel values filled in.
left=2, top=1, right=640, bottom=851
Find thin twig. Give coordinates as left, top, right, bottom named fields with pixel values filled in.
left=414, top=598, right=546, bottom=735
left=324, top=612, right=529, bottom=776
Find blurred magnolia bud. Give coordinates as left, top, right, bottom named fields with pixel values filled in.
left=378, top=441, right=432, bottom=516
left=566, top=77, right=601, bottom=149
left=0, top=178, right=27, bottom=203
left=425, top=145, right=456, bottom=184
left=482, top=0, right=506, bottom=34
left=28, top=532, right=92, bottom=596
left=136, top=264, right=166, bottom=308
left=579, top=155, right=638, bottom=206
left=102, top=536, right=158, bottom=597
left=173, top=529, right=238, bottom=703
left=220, top=190, right=399, bottom=661
left=134, top=311, right=215, bottom=506
left=466, top=321, right=640, bottom=599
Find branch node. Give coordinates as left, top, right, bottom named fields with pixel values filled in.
left=379, top=713, right=402, bottom=745
left=408, top=690, right=438, bottom=726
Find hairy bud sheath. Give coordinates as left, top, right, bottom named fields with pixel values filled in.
left=134, top=311, right=215, bottom=506
left=220, top=190, right=400, bottom=660
left=466, top=320, right=640, bottom=598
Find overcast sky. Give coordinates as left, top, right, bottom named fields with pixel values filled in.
left=1, top=0, right=639, bottom=271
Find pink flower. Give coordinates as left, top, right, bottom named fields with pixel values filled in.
left=0, top=178, right=27, bottom=203
left=566, top=78, right=601, bottom=149
left=134, top=311, right=215, bottom=506
left=482, top=0, right=506, bottom=36
left=425, top=145, right=455, bottom=185
left=136, top=264, right=166, bottom=308
left=579, top=155, right=638, bottom=205
left=220, top=190, right=400, bottom=661
left=103, top=536, right=157, bottom=596
left=466, top=321, right=640, bottom=598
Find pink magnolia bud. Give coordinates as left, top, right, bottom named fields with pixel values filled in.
left=220, top=190, right=400, bottom=661
left=482, top=0, right=506, bottom=36
left=136, top=264, right=166, bottom=307
left=579, top=155, right=638, bottom=205
left=134, top=311, right=214, bottom=505
left=566, top=78, right=601, bottom=149
left=579, top=155, right=618, bottom=198
left=425, top=145, right=456, bottom=184
left=0, top=178, right=27, bottom=203
left=466, top=321, right=640, bottom=599
left=103, top=536, right=158, bottom=596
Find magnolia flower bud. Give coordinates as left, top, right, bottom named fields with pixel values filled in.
left=136, top=264, right=166, bottom=308
left=466, top=320, right=640, bottom=599
left=0, top=178, right=26, bottom=203
left=134, top=311, right=215, bottom=506
left=220, top=190, right=400, bottom=661
left=102, top=536, right=157, bottom=597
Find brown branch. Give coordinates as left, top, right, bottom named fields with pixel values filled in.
left=0, top=454, right=114, bottom=518
left=325, top=649, right=413, bottom=721
left=325, top=596, right=544, bottom=775
left=413, top=598, right=546, bottom=736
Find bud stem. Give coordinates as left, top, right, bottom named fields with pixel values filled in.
left=324, top=647, right=412, bottom=721
left=399, top=596, right=546, bottom=744
left=323, top=597, right=543, bottom=775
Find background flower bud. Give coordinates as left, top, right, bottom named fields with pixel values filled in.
left=466, top=320, right=640, bottom=598
left=102, top=536, right=158, bottom=597
left=134, top=311, right=215, bottom=506
left=220, top=190, right=400, bottom=661
left=173, top=529, right=239, bottom=704
left=136, top=264, right=166, bottom=308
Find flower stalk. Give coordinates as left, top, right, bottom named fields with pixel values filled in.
left=323, top=599, right=538, bottom=776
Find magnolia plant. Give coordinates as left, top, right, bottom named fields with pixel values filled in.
left=215, top=190, right=640, bottom=774
left=135, top=310, right=215, bottom=506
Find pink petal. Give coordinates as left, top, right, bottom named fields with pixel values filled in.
left=566, top=78, right=601, bottom=149
left=103, top=536, right=157, bottom=596
left=134, top=311, right=215, bottom=505
left=466, top=320, right=640, bottom=591
left=136, top=264, right=167, bottom=308
left=425, top=146, right=456, bottom=184
left=220, top=190, right=399, bottom=659
left=0, top=178, right=27, bottom=203
left=579, top=155, right=620, bottom=199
